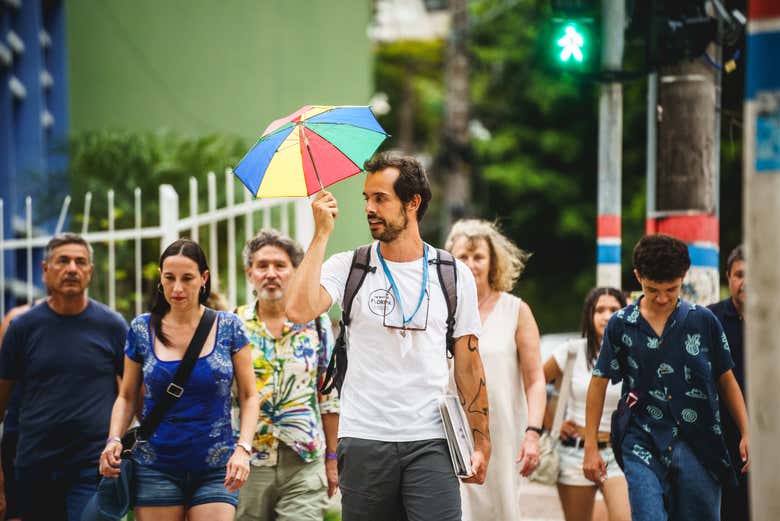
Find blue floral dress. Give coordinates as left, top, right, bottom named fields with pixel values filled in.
left=125, top=311, right=249, bottom=473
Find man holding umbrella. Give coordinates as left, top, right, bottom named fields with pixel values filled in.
left=286, top=154, right=490, bottom=521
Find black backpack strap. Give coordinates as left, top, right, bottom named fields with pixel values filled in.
left=134, top=308, right=217, bottom=441
left=320, top=245, right=375, bottom=395
left=342, top=245, right=374, bottom=327
left=314, top=316, right=325, bottom=346
left=431, top=248, right=458, bottom=358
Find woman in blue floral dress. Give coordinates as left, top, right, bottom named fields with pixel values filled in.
left=99, top=239, right=259, bottom=521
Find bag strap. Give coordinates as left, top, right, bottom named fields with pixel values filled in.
left=320, top=245, right=374, bottom=395
left=137, top=308, right=217, bottom=440
left=342, top=245, right=375, bottom=327
left=550, top=339, right=579, bottom=440
left=430, top=248, right=458, bottom=358
left=314, top=316, right=325, bottom=346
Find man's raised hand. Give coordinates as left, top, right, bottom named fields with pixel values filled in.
left=312, top=191, right=339, bottom=237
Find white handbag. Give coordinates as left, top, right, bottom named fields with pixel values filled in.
left=528, top=339, right=578, bottom=485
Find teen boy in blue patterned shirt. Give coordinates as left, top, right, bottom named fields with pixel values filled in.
left=583, top=234, right=750, bottom=521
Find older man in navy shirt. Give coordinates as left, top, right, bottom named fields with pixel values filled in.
left=583, top=235, right=750, bottom=521
left=708, top=245, right=747, bottom=521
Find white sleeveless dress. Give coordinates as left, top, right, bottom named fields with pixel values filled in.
left=461, top=292, right=528, bottom=521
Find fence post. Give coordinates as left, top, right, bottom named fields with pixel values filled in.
left=189, top=177, right=199, bottom=242
left=294, top=198, right=314, bottom=250
left=225, top=169, right=237, bottom=309
left=244, top=188, right=253, bottom=305
left=134, top=188, right=143, bottom=316
left=159, top=184, right=180, bottom=252
left=82, top=192, right=92, bottom=235
left=207, top=172, right=219, bottom=291
left=108, top=190, right=116, bottom=310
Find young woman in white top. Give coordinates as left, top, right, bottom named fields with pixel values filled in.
left=446, top=219, right=547, bottom=521
left=543, top=287, right=630, bottom=521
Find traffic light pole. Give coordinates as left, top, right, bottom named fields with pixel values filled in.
left=646, top=48, right=721, bottom=305
left=596, top=0, right=624, bottom=289
left=744, top=0, right=780, bottom=517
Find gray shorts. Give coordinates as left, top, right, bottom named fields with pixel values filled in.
left=337, top=437, right=461, bottom=521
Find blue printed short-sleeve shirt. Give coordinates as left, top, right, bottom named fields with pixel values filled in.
left=125, top=311, right=249, bottom=473
left=593, top=297, right=737, bottom=485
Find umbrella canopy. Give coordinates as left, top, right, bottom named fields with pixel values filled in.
left=234, top=105, right=389, bottom=198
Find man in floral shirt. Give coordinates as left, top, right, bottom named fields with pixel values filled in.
left=583, top=234, right=750, bottom=521
left=235, top=229, right=339, bottom=521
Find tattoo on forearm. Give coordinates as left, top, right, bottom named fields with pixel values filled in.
left=466, top=378, right=488, bottom=417
left=472, top=428, right=490, bottom=444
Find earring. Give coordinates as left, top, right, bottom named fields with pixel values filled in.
left=200, top=285, right=207, bottom=296
left=157, top=283, right=163, bottom=293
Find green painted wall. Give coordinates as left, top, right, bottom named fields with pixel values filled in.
left=67, top=0, right=374, bottom=254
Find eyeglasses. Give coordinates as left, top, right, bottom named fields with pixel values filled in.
left=382, top=288, right=430, bottom=332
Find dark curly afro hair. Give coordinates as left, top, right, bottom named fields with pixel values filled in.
left=633, top=234, right=691, bottom=282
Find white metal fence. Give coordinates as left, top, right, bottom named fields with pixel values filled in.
left=0, top=169, right=314, bottom=319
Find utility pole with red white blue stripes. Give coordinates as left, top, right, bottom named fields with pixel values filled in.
left=744, top=0, right=780, bottom=516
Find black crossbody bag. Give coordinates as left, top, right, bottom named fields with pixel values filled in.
left=121, top=308, right=218, bottom=456
left=83, top=308, right=217, bottom=521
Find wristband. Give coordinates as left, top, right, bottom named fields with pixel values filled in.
left=106, top=436, right=122, bottom=446
left=236, top=440, right=252, bottom=454
left=525, top=426, right=544, bottom=436
left=326, top=451, right=337, bottom=460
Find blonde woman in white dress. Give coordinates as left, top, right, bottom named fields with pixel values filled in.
left=446, top=219, right=547, bottom=521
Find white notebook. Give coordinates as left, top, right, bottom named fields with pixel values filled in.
left=438, top=394, right=475, bottom=478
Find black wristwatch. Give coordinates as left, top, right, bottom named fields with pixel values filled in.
left=525, top=426, right=544, bottom=436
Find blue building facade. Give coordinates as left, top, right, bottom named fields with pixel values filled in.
left=1, top=0, right=68, bottom=308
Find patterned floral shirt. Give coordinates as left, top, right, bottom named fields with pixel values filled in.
left=236, top=303, right=339, bottom=467
left=593, top=297, right=737, bottom=485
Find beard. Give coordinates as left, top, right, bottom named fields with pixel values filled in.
left=369, top=210, right=408, bottom=243
left=258, top=285, right=284, bottom=301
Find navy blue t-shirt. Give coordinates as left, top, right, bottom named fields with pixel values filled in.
left=0, top=299, right=127, bottom=470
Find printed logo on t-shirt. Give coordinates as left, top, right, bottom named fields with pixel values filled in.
left=368, top=289, right=396, bottom=316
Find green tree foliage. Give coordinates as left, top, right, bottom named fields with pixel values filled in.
left=50, top=130, right=249, bottom=317
left=374, top=39, right=445, bottom=151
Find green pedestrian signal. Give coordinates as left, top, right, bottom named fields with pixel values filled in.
left=542, top=15, right=598, bottom=75
left=557, top=24, right=585, bottom=63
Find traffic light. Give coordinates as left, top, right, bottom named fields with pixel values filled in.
left=544, top=1, right=600, bottom=73
left=627, top=0, right=718, bottom=67
left=557, top=23, right=586, bottom=63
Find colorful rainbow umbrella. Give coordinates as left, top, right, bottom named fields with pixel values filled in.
left=233, top=105, right=389, bottom=198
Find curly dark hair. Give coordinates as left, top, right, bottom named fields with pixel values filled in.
left=151, top=239, right=211, bottom=347
left=632, top=234, right=691, bottom=281
left=364, top=153, right=432, bottom=222
left=581, top=287, right=627, bottom=369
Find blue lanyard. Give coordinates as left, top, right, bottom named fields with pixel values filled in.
left=376, top=244, right=428, bottom=327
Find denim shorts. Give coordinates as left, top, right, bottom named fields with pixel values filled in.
left=557, top=442, right=624, bottom=486
left=133, top=463, right=238, bottom=508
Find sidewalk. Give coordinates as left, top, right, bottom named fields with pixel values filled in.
left=518, top=478, right=565, bottom=521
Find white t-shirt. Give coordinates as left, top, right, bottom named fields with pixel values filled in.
left=321, top=242, right=481, bottom=441
left=552, top=339, right=622, bottom=433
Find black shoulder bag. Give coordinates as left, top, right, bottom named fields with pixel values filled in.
left=84, top=308, right=217, bottom=521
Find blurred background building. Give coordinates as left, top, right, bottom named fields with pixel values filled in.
left=1, top=0, right=373, bottom=308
